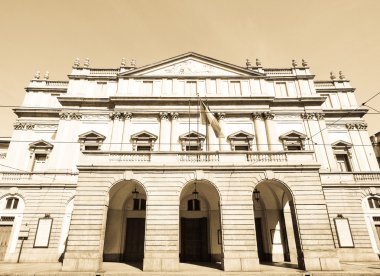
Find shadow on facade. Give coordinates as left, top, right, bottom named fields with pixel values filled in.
left=179, top=180, right=222, bottom=270
left=253, top=180, right=305, bottom=270
left=103, top=180, right=146, bottom=267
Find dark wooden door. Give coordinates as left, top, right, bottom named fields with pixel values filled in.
left=255, top=218, right=265, bottom=263
left=0, top=225, right=12, bottom=261
left=124, top=218, right=145, bottom=262
left=181, top=217, right=209, bottom=262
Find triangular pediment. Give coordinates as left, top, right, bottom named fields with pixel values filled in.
left=120, top=52, right=263, bottom=77
left=279, top=130, right=307, bottom=140
left=131, top=130, right=158, bottom=140
left=179, top=131, right=206, bottom=140
left=332, top=140, right=352, bottom=148
left=78, top=130, right=106, bottom=141
left=227, top=130, right=255, bottom=140
left=29, top=140, right=54, bottom=149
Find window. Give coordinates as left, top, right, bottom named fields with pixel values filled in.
left=186, top=81, right=197, bottom=96
left=133, top=198, right=146, bottom=210
left=5, top=197, right=19, bottom=209
left=179, top=131, right=205, bottom=151
left=332, top=140, right=353, bottom=172
left=336, top=154, right=352, bottom=172
left=279, top=130, right=307, bottom=151
left=29, top=140, right=54, bottom=172
left=32, top=154, right=47, bottom=171
left=142, top=81, right=153, bottom=95
left=188, top=199, right=200, bottom=211
left=78, top=131, right=106, bottom=151
left=227, top=130, right=254, bottom=151
left=368, top=197, right=380, bottom=209
left=131, top=131, right=158, bottom=151
left=276, top=82, right=288, bottom=97
left=231, top=81, right=241, bottom=96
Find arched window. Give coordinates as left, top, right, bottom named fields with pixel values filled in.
left=188, top=199, right=200, bottom=211
left=5, top=197, right=19, bottom=209
left=368, top=197, right=380, bottom=209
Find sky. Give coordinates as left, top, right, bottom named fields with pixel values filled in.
left=0, top=0, right=379, bottom=136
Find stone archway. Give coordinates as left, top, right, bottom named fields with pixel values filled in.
left=253, top=180, right=304, bottom=269
left=179, top=180, right=222, bottom=267
left=103, top=180, right=147, bottom=263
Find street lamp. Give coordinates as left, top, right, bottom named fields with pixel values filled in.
left=192, top=183, right=199, bottom=200
left=253, top=188, right=260, bottom=201
left=132, top=186, right=139, bottom=199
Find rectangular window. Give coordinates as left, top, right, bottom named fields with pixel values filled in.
left=142, top=81, right=153, bottom=95
left=133, top=198, right=140, bottom=210
left=231, top=81, right=241, bottom=96
left=136, top=145, right=151, bottom=151
left=336, top=154, right=352, bottom=172
left=32, top=154, right=47, bottom=171
left=235, top=145, right=249, bottom=151
left=84, top=145, right=99, bottom=151
left=186, top=81, right=197, bottom=96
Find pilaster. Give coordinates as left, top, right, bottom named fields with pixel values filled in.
left=252, top=112, right=268, bottom=151
left=159, top=112, right=170, bottom=151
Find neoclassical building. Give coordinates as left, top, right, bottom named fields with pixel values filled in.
left=0, top=52, right=379, bottom=272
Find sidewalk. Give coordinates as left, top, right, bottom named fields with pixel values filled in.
left=0, top=261, right=380, bottom=275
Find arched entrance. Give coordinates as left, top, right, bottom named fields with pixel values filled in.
left=253, top=180, right=304, bottom=269
left=179, top=180, right=222, bottom=266
left=103, top=180, right=147, bottom=263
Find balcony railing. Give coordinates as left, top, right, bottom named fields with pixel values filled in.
left=79, top=150, right=317, bottom=167
left=320, top=172, right=380, bottom=184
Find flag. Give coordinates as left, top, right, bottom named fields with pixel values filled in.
left=200, top=100, right=225, bottom=138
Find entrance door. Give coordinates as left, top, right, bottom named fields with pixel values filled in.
left=181, top=217, right=209, bottom=262
left=255, top=218, right=265, bottom=263
left=124, top=218, right=145, bottom=262
left=0, top=225, right=12, bottom=261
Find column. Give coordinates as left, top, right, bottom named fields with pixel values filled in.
left=317, top=117, right=339, bottom=171
left=109, top=112, right=125, bottom=151
left=159, top=112, right=170, bottom=151
left=357, top=123, right=378, bottom=171
left=217, top=113, right=228, bottom=151
left=346, top=123, right=362, bottom=171
left=170, top=112, right=180, bottom=151
left=252, top=113, right=268, bottom=151
left=121, top=112, right=133, bottom=151
left=263, top=112, right=278, bottom=151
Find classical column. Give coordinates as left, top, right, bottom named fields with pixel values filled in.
left=121, top=112, right=133, bottom=151
left=252, top=112, right=268, bottom=151
left=109, top=112, right=126, bottom=151
left=159, top=112, right=170, bottom=151
left=216, top=113, right=228, bottom=151
left=263, top=112, right=277, bottom=151
left=356, top=122, right=379, bottom=170
left=170, top=112, right=179, bottom=151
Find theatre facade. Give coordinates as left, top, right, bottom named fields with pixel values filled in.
left=0, top=52, right=379, bottom=272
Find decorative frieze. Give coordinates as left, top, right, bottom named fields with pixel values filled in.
left=13, top=123, right=35, bottom=130
left=109, top=112, right=132, bottom=121
left=345, top=122, right=368, bottom=130
left=60, top=112, right=83, bottom=120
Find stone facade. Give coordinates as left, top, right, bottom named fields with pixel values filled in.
left=0, top=52, right=379, bottom=272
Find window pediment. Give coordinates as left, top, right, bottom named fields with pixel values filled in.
left=227, top=130, right=254, bottom=151
left=29, top=140, right=54, bottom=152
left=179, top=131, right=206, bottom=141
left=179, top=131, right=205, bottom=151
left=227, top=130, right=255, bottom=140
left=332, top=140, right=353, bottom=149
left=131, top=131, right=158, bottom=151
left=279, top=130, right=306, bottom=151
left=279, top=130, right=307, bottom=140
left=78, top=131, right=106, bottom=151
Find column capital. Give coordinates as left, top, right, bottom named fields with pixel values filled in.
left=262, top=112, right=275, bottom=120
left=355, top=122, right=368, bottom=130
left=300, top=112, right=314, bottom=120
left=109, top=111, right=129, bottom=121
left=159, top=112, right=170, bottom=120
left=251, top=112, right=262, bottom=120
left=345, top=123, right=355, bottom=130
left=314, top=112, right=325, bottom=120
left=170, top=112, right=179, bottom=120
left=125, top=112, right=133, bottom=120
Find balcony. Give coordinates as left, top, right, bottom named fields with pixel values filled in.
left=79, top=150, right=318, bottom=169
left=320, top=172, right=380, bottom=185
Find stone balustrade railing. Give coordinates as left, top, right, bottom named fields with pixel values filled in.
left=265, top=68, right=293, bottom=76
left=90, top=69, right=119, bottom=75
left=320, top=172, right=380, bottom=184
left=79, top=150, right=316, bottom=167
left=314, top=81, right=335, bottom=89
left=45, top=81, right=69, bottom=87
left=353, top=173, right=380, bottom=182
